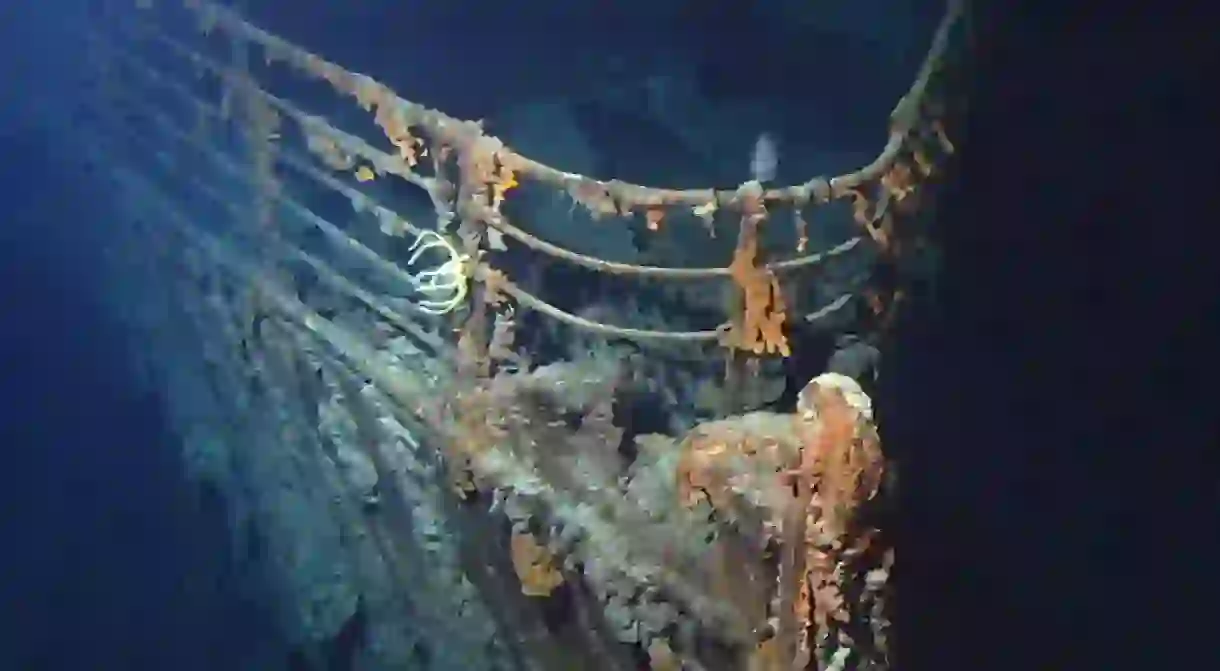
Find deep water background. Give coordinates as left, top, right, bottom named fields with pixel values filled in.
left=0, top=126, right=267, bottom=669
left=2, top=1, right=1217, bottom=670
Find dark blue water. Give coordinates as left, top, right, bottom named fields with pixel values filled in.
left=0, top=127, right=257, bottom=670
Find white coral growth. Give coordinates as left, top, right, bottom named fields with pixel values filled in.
left=406, top=229, right=469, bottom=315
